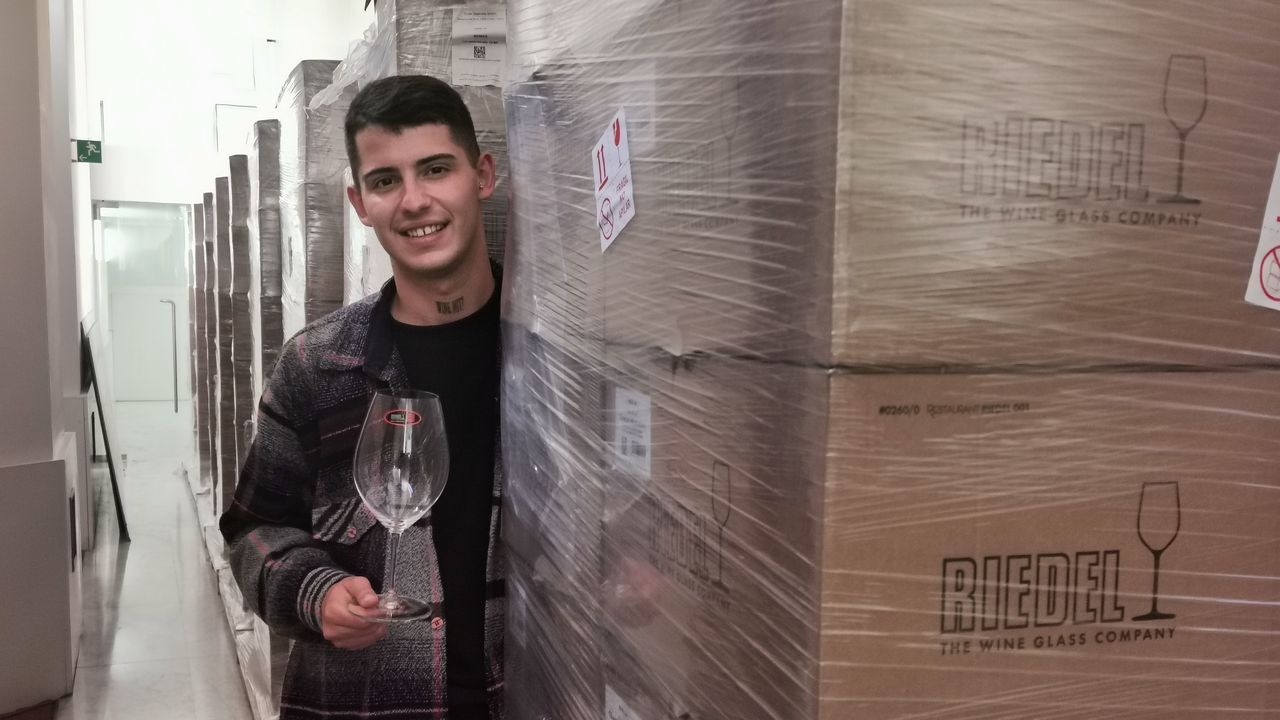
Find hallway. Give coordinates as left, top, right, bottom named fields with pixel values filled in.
left=54, top=401, right=253, bottom=720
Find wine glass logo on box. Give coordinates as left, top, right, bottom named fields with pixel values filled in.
left=938, top=482, right=1181, bottom=656
left=958, top=54, right=1209, bottom=226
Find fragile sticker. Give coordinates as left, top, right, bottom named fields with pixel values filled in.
left=592, top=109, right=637, bottom=251
left=1244, top=153, right=1280, bottom=310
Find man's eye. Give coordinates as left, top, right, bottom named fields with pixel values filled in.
left=371, top=176, right=396, bottom=189
left=424, top=165, right=448, bottom=176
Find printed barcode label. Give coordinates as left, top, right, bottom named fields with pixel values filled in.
left=472, top=45, right=486, bottom=59
left=613, top=387, right=651, bottom=479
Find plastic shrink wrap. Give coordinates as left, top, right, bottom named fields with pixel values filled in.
left=230, top=155, right=256, bottom=482
left=501, top=1, right=1280, bottom=718
left=248, top=119, right=284, bottom=413
left=278, top=59, right=351, bottom=339
left=342, top=167, right=390, bottom=304
left=202, top=191, right=217, bottom=494
left=214, top=176, right=238, bottom=518
left=504, top=0, right=1280, bottom=369
left=191, top=203, right=211, bottom=485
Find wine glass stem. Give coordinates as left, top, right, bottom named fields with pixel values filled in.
left=385, top=529, right=403, bottom=599
left=1148, top=550, right=1163, bottom=613
left=1175, top=135, right=1187, bottom=195
left=717, top=526, right=725, bottom=584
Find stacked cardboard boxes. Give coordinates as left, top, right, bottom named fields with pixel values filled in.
left=503, top=0, right=1280, bottom=717
left=248, top=119, right=284, bottom=406
left=279, top=59, right=351, bottom=338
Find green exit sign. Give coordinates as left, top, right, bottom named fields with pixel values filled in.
left=73, top=139, right=101, bottom=163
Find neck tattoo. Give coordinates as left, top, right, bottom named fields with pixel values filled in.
left=436, top=297, right=465, bottom=315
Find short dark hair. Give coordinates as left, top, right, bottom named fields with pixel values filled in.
left=344, top=74, right=481, bottom=183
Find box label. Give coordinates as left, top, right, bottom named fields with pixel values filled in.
left=451, top=7, right=507, bottom=87
left=612, top=386, right=650, bottom=478
left=592, top=109, right=637, bottom=251
left=1244, top=153, right=1280, bottom=310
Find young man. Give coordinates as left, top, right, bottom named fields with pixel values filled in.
left=221, top=75, right=504, bottom=719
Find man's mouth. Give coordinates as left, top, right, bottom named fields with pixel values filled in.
left=401, top=222, right=445, bottom=238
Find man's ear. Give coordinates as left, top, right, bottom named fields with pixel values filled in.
left=346, top=184, right=373, bottom=227
left=476, top=152, right=497, bottom=200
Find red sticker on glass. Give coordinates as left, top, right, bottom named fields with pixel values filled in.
left=384, top=409, right=423, bottom=427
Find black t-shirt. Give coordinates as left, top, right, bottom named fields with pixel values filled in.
left=390, top=281, right=499, bottom=719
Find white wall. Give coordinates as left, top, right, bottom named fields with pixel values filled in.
left=0, top=0, right=82, bottom=710
left=0, top=0, right=55, bottom=466
left=83, top=0, right=373, bottom=206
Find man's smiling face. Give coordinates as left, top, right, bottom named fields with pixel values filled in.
left=346, top=122, right=494, bottom=282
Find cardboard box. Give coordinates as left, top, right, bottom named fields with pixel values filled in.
left=598, top=348, right=1280, bottom=718
left=504, top=0, right=1280, bottom=368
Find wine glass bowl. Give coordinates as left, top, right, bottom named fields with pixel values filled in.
left=351, top=389, right=449, bottom=622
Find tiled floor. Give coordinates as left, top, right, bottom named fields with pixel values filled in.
left=54, top=401, right=253, bottom=720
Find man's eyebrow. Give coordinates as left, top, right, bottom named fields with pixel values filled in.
left=415, top=153, right=457, bottom=167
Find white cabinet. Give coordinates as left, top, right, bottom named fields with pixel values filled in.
left=0, top=434, right=80, bottom=713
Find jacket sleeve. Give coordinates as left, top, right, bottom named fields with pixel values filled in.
left=219, top=334, right=352, bottom=640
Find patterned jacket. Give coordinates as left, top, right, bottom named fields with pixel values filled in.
left=220, top=284, right=505, bottom=719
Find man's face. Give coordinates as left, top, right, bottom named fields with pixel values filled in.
left=347, top=123, right=494, bottom=282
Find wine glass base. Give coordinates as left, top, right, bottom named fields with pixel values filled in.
left=1133, top=610, right=1176, bottom=622
left=1158, top=194, right=1200, bottom=204
left=354, top=594, right=434, bottom=624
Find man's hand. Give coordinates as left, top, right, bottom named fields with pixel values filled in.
left=320, top=576, right=387, bottom=650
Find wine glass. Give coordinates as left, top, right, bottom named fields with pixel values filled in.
left=351, top=389, right=449, bottom=622
left=1134, top=481, right=1180, bottom=621
left=710, top=460, right=733, bottom=586
left=1160, top=55, right=1208, bottom=204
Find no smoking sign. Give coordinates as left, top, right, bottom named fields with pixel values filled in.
left=592, top=108, right=636, bottom=251
left=1244, top=154, right=1280, bottom=310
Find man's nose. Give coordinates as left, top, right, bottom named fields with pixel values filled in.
left=400, top=176, right=434, bottom=213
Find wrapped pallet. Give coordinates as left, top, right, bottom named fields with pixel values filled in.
left=502, top=326, right=607, bottom=720
left=248, top=119, right=284, bottom=406
left=191, top=202, right=210, bottom=486
left=586, top=354, right=1280, bottom=719
left=202, top=191, right=217, bottom=488
left=502, top=1, right=1280, bottom=718
left=230, top=154, right=255, bottom=481
left=503, top=0, right=1280, bottom=368
left=278, top=59, right=351, bottom=338
left=215, top=175, right=237, bottom=517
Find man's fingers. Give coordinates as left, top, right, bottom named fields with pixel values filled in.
left=342, top=576, right=380, bottom=608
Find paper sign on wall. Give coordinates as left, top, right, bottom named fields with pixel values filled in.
left=1244, top=154, right=1280, bottom=310
left=592, top=109, right=637, bottom=251
left=451, top=7, right=507, bottom=87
